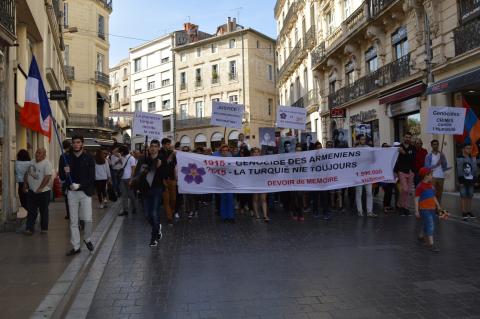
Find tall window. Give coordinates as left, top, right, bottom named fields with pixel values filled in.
left=180, top=72, right=186, bottom=89
left=134, top=79, right=142, bottom=94
left=96, top=53, right=104, bottom=72
left=229, top=39, right=236, bottom=48
left=180, top=103, right=188, bottom=119
left=212, top=64, right=219, bottom=84
left=134, top=58, right=142, bottom=72
left=295, top=77, right=301, bottom=101
left=134, top=100, right=142, bottom=111
left=268, top=65, right=273, bottom=81
left=161, top=71, right=170, bottom=86
left=294, top=27, right=298, bottom=44
left=64, top=45, right=69, bottom=65
left=344, top=0, right=351, bottom=18
left=196, top=47, right=201, bottom=57
left=114, top=91, right=119, bottom=102
left=148, top=98, right=156, bottom=112
left=123, top=68, right=127, bottom=77
left=289, top=83, right=294, bottom=104
left=392, top=26, right=409, bottom=59
left=229, top=60, right=237, bottom=80
left=180, top=52, right=186, bottom=62
left=195, top=68, right=202, bottom=86
left=365, top=46, right=378, bottom=73
left=63, top=2, right=69, bottom=27
left=229, top=95, right=238, bottom=104
left=326, top=11, right=333, bottom=35
left=98, top=14, right=105, bottom=39
left=329, top=80, right=336, bottom=94
left=268, top=98, right=273, bottom=116
left=163, top=117, right=171, bottom=132
left=345, top=61, right=355, bottom=85
left=195, top=101, right=204, bottom=118
left=303, top=68, right=308, bottom=93
left=123, top=85, right=128, bottom=98
left=147, top=75, right=155, bottom=90
left=162, top=94, right=171, bottom=110
left=211, top=43, right=218, bottom=53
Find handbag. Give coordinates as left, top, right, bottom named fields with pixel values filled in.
left=116, top=155, right=131, bottom=179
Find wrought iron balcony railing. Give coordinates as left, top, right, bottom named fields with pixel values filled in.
left=175, top=117, right=212, bottom=129
left=68, top=113, right=116, bottom=129
left=460, top=0, right=480, bottom=23
left=454, top=17, right=480, bottom=56
left=291, top=89, right=320, bottom=110
left=95, top=71, right=110, bottom=86
left=278, top=39, right=302, bottom=83
left=0, top=0, right=15, bottom=38
left=328, top=54, right=410, bottom=109
left=368, top=0, right=397, bottom=18
left=303, top=26, right=317, bottom=51
left=311, top=41, right=326, bottom=69
left=65, top=65, right=74, bottom=81
left=278, top=0, right=305, bottom=40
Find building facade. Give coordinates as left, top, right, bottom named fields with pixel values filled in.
left=275, top=0, right=321, bottom=140
left=63, top=0, right=113, bottom=146
left=174, top=19, right=277, bottom=149
left=307, top=0, right=480, bottom=192
left=129, top=34, right=175, bottom=149
left=109, top=57, right=131, bottom=144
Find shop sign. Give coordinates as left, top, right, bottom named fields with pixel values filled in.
left=349, top=109, right=377, bottom=124
left=330, top=108, right=345, bottom=118
left=387, top=97, right=420, bottom=117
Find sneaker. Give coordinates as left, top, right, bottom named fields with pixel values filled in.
left=149, top=239, right=158, bottom=247
left=84, top=240, right=94, bottom=252
left=367, top=212, right=378, bottom=218
left=158, top=224, right=163, bottom=239
left=188, top=212, right=194, bottom=219
left=66, top=248, right=81, bottom=256
left=322, top=214, right=331, bottom=221
left=298, top=216, right=305, bottom=222
left=358, top=211, right=364, bottom=217
left=428, top=245, right=440, bottom=253
left=174, top=213, right=180, bottom=219
left=462, top=213, right=469, bottom=221
left=468, top=212, right=476, bottom=219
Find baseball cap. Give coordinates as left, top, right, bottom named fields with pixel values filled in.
left=419, top=167, right=432, bottom=178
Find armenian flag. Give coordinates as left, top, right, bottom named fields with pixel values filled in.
left=459, top=98, right=480, bottom=156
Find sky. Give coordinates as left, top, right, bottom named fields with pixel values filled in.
left=108, top=0, right=277, bottom=67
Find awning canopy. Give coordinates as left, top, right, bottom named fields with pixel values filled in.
left=426, top=66, right=480, bottom=95
left=228, top=130, right=239, bottom=140
left=211, top=132, right=223, bottom=141
left=194, top=133, right=207, bottom=143
left=379, top=82, right=425, bottom=105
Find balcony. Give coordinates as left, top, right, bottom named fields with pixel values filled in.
left=368, top=0, right=398, bottom=19
left=120, top=97, right=129, bottom=105
left=68, top=114, right=115, bottom=130
left=97, top=0, right=113, bottom=11
left=229, top=73, right=238, bottom=81
left=95, top=71, right=110, bottom=87
left=311, top=41, right=326, bottom=69
left=65, top=65, right=74, bottom=81
left=303, top=26, right=317, bottom=51
left=291, top=89, right=320, bottom=112
left=454, top=17, right=480, bottom=56
left=328, top=54, right=410, bottom=109
left=0, top=0, right=15, bottom=42
left=278, top=0, right=305, bottom=40
left=176, top=117, right=212, bottom=130
left=278, top=39, right=302, bottom=85
left=460, top=0, right=480, bottom=23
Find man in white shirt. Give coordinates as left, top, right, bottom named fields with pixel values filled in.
left=118, top=146, right=137, bottom=216
left=24, top=148, right=52, bottom=235
left=424, top=139, right=449, bottom=203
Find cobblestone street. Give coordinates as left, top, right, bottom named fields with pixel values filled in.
left=87, top=202, right=480, bottom=319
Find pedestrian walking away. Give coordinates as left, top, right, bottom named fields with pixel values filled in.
left=117, top=146, right=137, bottom=216
left=59, top=135, right=96, bottom=256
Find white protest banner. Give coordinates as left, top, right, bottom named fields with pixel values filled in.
left=210, top=101, right=245, bottom=129
left=276, top=105, right=307, bottom=130
left=132, top=111, right=163, bottom=140
left=426, top=106, right=466, bottom=135
left=177, top=148, right=399, bottom=194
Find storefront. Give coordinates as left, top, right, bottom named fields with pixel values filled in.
left=349, top=109, right=380, bottom=147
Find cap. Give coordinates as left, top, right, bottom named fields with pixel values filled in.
left=419, top=167, right=432, bottom=178
left=393, top=142, right=401, bottom=147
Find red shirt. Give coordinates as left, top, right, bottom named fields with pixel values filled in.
left=415, top=182, right=436, bottom=210
left=414, top=148, right=428, bottom=172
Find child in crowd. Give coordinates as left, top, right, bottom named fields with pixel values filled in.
left=415, top=167, right=443, bottom=253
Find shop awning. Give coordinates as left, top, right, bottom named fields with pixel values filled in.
left=379, top=82, right=425, bottom=105
left=426, top=66, right=480, bottom=95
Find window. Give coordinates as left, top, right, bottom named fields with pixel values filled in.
left=365, top=46, right=378, bottom=73
left=134, top=79, right=142, bottom=94
left=268, top=98, right=273, bottom=116
left=212, top=64, right=219, bottom=84
left=212, top=98, right=220, bottom=104
left=392, top=26, right=409, bottom=59
left=329, top=80, right=335, bottom=94
left=162, top=95, right=171, bottom=110
left=134, top=58, right=142, bottom=72
left=295, top=77, right=301, bottom=102
left=161, top=48, right=170, bottom=63
left=64, top=45, right=69, bottom=65
left=268, top=65, right=273, bottom=81
left=229, top=95, right=238, bottom=104
left=134, top=100, right=142, bottom=111
left=161, top=71, right=170, bottom=86
left=123, top=85, right=128, bottom=98
left=161, top=56, right=169, bottom=63
left=344, top=0, right=351, bottom=18
left=256, top=40, right=260, bottom=48
left=345, top=61, right=355, bottom=85
left=195, top=68, right=202, bottom=86
left=147, top=52, right=160, bottom=67
left=294, top=27, right=298, bottom=43
left=98, top=14, right=105, bottom=39
left=180, top=104, right=188, bottom=119
left=148, top=99, right=156, bottom=112
left=123, top=68, right=127, bottom=77
left=303, top=68, right=308, bottom=93
left=180, top=52, right=186, bottom=62
left=326, top=11, right=333, bottom=35
left=63, top=2, right=69, bottom=27
left=147, top=75, right=155, bottom=90
left=180, top=72, right=186, bottom=89
left=195, top=101, right=204, bottom=117
left=229, top=39, right=236, bottom=48
left=163, top=117, right=171, bottom=132
left=229, top=61, right=237, bottom=80
left=114, top=91, right=119, bottom=102
left=196, top=47, right=201, bottom=57
left=211, top=43, right=218, bottom=53
left=96, top=53, right=104, bottom=72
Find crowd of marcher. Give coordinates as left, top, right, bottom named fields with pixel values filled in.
left=14, top=131, right=479, bottom=253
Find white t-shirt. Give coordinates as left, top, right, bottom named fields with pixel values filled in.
left=95, top=162, right=111, bottom=180
left=431, top=153, right=444, bottom=179
left=122, top=155, right=137, bottom=180
left=26, top=159, right=53, bottom=192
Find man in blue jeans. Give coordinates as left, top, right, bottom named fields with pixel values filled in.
left=134, top=140, right=166, bottom=247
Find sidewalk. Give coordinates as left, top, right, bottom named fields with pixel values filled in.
left=0, top=199, right=110, bottom=319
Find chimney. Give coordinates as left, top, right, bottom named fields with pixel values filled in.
left=232, top=18, right=237, bottom=31
left=227, top=17, right=232, bottom=33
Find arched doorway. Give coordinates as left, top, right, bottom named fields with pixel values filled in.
left=194, top=133, right=207, bottom=149
left=180, top=135, right=191, bottom=148
left=228, top=130, right=239, bottom=147
left=210, top=132, right=223, bottom=151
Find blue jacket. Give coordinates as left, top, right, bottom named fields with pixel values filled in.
left=424, top=152, right=449, bottom=173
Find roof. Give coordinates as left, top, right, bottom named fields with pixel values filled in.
left=129, top=32, right=176, bottom=53
left=173, top=28, right=276, bottom=51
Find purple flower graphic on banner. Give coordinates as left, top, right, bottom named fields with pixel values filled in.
left=280, top=112, right=287, bottom=119
left=181, top=163, right=206, bottom=184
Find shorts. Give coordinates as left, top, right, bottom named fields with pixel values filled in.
left=460, top=184, right=474, bottom=198
left=420, top=209, right=436, bottom=236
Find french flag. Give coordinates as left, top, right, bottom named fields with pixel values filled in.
left=20, top=56, right=52, bottom=141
